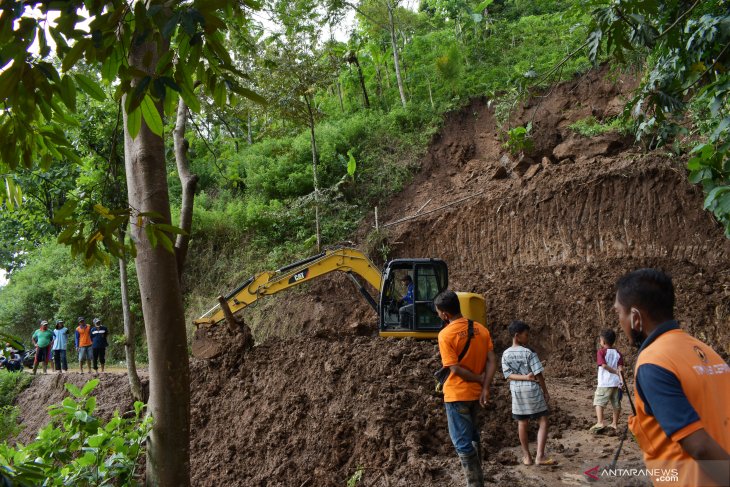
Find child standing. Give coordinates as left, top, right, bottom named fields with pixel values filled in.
left=501, top=320, right=554, bottom=466
left=591, top=329, right=623, bottom=432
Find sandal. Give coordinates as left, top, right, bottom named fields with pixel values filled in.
left=588, top=424, right=606, bottom=433
left=536, top=458, right=558, bottom=466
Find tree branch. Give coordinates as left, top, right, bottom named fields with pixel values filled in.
left=173, top=98, right=199, bottom=281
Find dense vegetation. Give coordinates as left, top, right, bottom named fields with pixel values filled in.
left=0, top=0, right=593, bottom=349
left=0, top=380, right=150, bottom=485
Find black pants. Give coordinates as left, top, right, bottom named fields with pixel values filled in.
left=53, top=349, right=68, bottom=371
left=92, top=347, right=106, bottom=370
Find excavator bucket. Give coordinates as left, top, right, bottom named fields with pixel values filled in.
left=192, top=296, right=246, bottom=359
left=192, top=326, right=222, bottom=359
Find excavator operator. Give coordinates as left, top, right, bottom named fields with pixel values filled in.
left=398, top=274, right=415, bottom=327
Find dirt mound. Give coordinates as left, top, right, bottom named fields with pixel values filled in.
left=189, top=330, right=575, bottom=486
left=13, top=372, right=148, bottom=445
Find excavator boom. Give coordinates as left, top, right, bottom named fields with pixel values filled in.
left=194, top=248, right=382, bottom=327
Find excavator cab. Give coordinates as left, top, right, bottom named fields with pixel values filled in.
left=379, top=259, right=448, bottom=338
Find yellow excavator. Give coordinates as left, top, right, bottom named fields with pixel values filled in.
left=192, top=247, right=485, bottom=357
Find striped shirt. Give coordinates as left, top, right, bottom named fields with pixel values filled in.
left=502, top=345, right=548, bottom=415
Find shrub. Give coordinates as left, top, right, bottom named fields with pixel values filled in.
left=0, top=379, right=151, bottom=486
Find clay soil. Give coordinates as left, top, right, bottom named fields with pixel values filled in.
left=12, top=65, right=730, bottom=486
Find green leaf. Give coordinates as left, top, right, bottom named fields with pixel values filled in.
left=157, top=230, right=174, bottom=253
left=230, top=84, right=266, bottom=105
left=141, top=95, right=163, bottom=136
left=81, top=379, right=100, bottom=396
left=101, top=47, right=123, bottom=82
left=65, top=383, right=83, bottom=398
left=76, top=451, right=96, bottom=467
left=587, top=29, right=602, bottom=63
left=57, top=75, right=77, bottom=112
left=213, top=80, right=226, bottom=108
left=61, top=40, right=87, bottom=72
left=154, top=223, right=187, bottom=235
left=145, top=223, right=158, bottom=248
left=179, top=83, right=200, bottom=113
left=86, top=433, right=107, bottom=448
left=127, top=106, right=141, bottom=139
left=57, top=226, right=76, bottom=244
left=704, top=186, right=730, bottom=210
left=74, top=73, right=106, bottom=101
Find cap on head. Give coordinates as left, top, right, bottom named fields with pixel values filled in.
left=40, top=320, right=48, bottom=327
left=78, top=317, right=85, bottom=323
left=93, top=318, right=101, bottom=325
left=56, top=319, right=64, bottom=324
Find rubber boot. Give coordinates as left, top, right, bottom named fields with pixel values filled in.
left=472, top=440, right=482, bottom=463
left=32, top=363, right=38, bottom=375
left=458, top=450, right=484, bottom=487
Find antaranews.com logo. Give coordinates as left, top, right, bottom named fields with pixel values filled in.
left=584, top=466, right=679, bottom=482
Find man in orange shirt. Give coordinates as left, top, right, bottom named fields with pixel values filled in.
left=615, top=269, right=729, bottom=486
left=75, top=317, right=93, bottom=374
left=435, top=290, right=497, bottom=487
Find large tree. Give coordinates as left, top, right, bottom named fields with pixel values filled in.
left=0, top=1, right=261, bottom=484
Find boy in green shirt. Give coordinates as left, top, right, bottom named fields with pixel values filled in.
left=32, top=320, right=54, bottom=374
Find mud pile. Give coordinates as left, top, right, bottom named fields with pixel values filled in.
left=189, top=330, right=574, bottom=486
left=13, top=373, right=148, bottom=445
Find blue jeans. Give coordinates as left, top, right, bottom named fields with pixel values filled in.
left=445, top=401, right=480, bottom=455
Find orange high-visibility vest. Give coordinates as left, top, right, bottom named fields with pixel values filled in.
left=629, top=328, right=730, bottom=486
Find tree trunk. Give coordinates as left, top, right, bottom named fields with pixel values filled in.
left=172, top=98, right=199, bottom=281
left=336, top=80, right=345, bottom=112
left=304, top=94, right=321, bottom=252
left=427, top=78, right=434, bottom=109
left=119, top=228, right=144, bottom=403
left=247, top=111, right=253, bottom=145
left=386, top=0, right=407, bottom=108
left=374, top=61, right=383, bottom=104
left=123, top=40, right=191, bottom=487
left=351, top=55, right=370, bottom=109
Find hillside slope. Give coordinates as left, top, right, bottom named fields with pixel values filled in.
left=245, top=66, right=730, bottom=367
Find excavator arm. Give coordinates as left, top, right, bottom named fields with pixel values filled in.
left=193, top=247, right=383, bottom=328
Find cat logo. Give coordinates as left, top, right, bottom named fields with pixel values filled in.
left=693, top=345, right=708, bottom=364
left=288, top=268, right=309, bottom=284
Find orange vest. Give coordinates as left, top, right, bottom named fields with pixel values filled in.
left=629, top=328, right=730, bottom=486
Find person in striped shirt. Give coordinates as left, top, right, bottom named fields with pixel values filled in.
left=501, top=320, right=553, bottom=466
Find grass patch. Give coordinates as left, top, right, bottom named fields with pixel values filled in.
left=569, top=116, right=631, bottom=137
